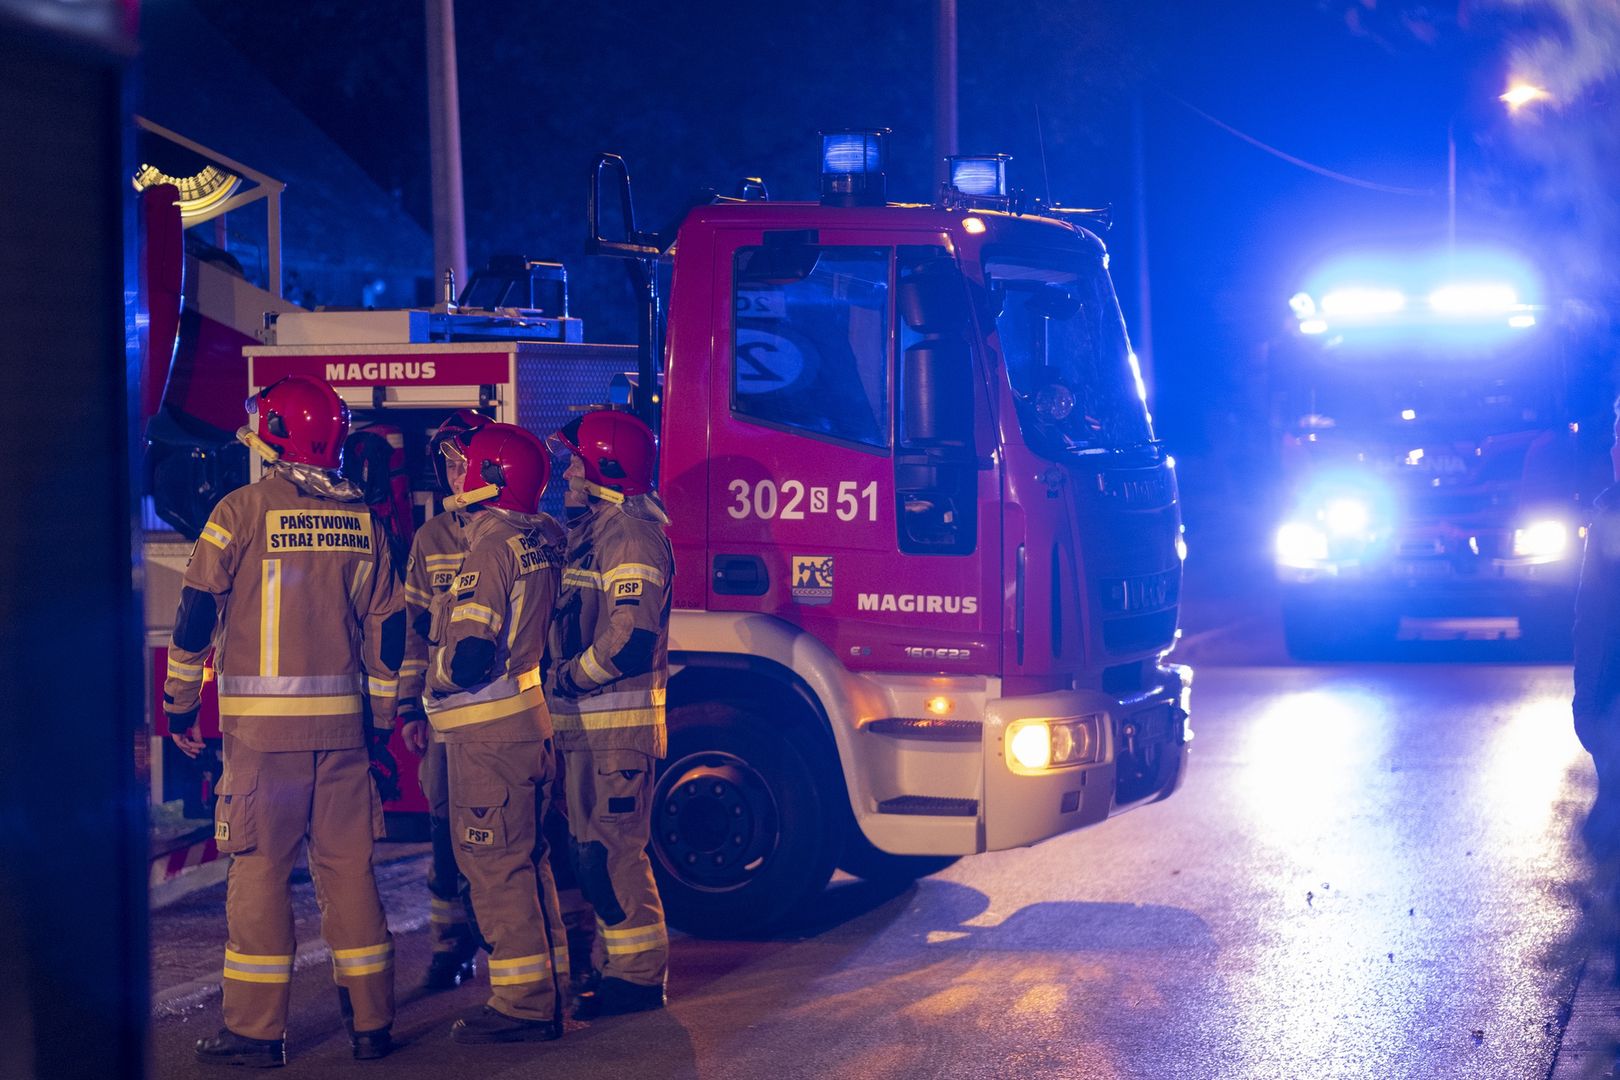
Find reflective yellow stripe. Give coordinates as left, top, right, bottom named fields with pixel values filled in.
left=405, top=584, right=433, bottom=605
left=332, top=942, right=394, bottom=977
left=599, top=921, right=668, bottom=955
left=167, top=656, right=205, bottom=680
left=516, top=666, right=542, bottom=693
left=223, top=949, right=293, bottom=984
left=552, top=945, right=570, bottom=976
left=488, top=952, right=552, bottom=985
left=218, top=694, right=365, bottom=717
left=424, top=554, right=463, bottom=567
left=562, top=568, right=602, bottom=589
left=579, top=648, right=613, bottom=685
left=201, top=522, right=233, bottom=550
left=552, top=710, right=664, bottom=734
left=368, top=676, right=398, bottom=698
left=507, top=578, right=526, bottom=653
left=260, top=559, right=281, bottom=677
left=602, top=562, right=666, bottom=588
left=429, top=685, right=545, bottom=731
left=451, top=603, right=500, bottom=631
left=350, top=558, right=373, bottom=606
left=399, top=660, right=428, bottom=675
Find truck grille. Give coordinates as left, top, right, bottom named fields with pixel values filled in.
left=1102, top=609, right=1179, bottom=654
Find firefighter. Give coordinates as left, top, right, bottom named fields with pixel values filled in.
left=423, top=422, right=570, bottom=1043
left=546, top=410, right=673, bottom=1018
left=164, top=375, right=404, bottom=1067
left=397, top=409, right=488, bottom=989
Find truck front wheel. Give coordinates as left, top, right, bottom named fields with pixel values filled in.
left=650, top=702, right=839, bottom=937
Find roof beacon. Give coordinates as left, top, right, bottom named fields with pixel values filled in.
left=948, top=154, right=1011, bottom=199
left=820, top=129, right=889, bottom=207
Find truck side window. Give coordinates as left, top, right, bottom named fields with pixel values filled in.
left=732, top=245, right=891, bottom=451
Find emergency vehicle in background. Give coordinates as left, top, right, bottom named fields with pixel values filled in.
left=139, top=126, right=1193, bottom=934
left=1272, top=245, right=1612, bottom=658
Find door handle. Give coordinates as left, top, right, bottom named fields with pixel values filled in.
left=712, top=554, right=768, bottom=596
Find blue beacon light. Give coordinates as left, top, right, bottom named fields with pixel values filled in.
left=820, top=129, right=890, bottom=207
left=947, top=154, right=1011, bottom=198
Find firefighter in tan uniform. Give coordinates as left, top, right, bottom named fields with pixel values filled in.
left=546, top=410, right=673, bottom=1018
left=164, top=375, right=404, bottom=1067
left=397, top=409, right=488, bottom=989
left=422, top=423, right=570, bottom=1043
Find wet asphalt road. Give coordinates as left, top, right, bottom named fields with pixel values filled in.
left=150, top=651, right=1595, bottom=1079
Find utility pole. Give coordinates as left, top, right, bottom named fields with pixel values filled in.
left=934, top=0, right=958, bottom=187
left=1131, top=92, right=1156, bottom=399
left=426, top=0, right=467, bottom=296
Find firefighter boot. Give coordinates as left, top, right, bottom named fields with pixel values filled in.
left=572, top=972, right=665, bottom=1019
left=195, top=1028, right=287, bottom=1069
left=450, top=1005, right=563, bottom=1045
left=336, top=986, right=394, bottom=1061
left=424, top=951, right=477, bottom=990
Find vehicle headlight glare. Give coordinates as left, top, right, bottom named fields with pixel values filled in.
left=1323, top=497, right=1370, bottom=536
left=1008, top=722, right=1051, bottom=770
left=1007, top=717, right=1097, bottom=772
left=1513, top=520, right=1568, bottom=559
left=1276, top=522, right=1329, bottom=567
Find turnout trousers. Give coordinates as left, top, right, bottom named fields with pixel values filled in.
left=213, top=737, right=394, bottom=1041
left=562, top=747, right=669, bottom=988
left=445, top=736, right=568, bottom=1021
left=419, top=738, right=478, bottom=956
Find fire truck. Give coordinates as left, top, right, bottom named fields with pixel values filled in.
left=142, top=128, right=1193, bottom=934
left=1272, top=245, right=1612, bottom=658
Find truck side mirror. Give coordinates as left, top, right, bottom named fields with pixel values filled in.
left=901, top=339, right=972, bottom=448
left=898, top=262, right=970, bottom=336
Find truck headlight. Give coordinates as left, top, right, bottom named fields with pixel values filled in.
left=1513, top=520, right=1568, bottom=560
left=1276, top=522, right=1329, bottom=567
left=1006, top=716, right=1098, bottom=773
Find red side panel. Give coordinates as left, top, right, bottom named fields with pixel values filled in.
left=138, top=183, right=183, bottom=427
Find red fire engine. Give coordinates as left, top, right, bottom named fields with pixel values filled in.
left=141, top=128, right=1193, bottom=933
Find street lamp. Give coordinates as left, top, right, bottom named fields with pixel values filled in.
left=1500, top=81, right=1553, bottom=113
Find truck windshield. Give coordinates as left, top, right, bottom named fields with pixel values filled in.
left=983, top=249, right=1153, bottom=455
left=1286, top=334, right=1564, bottom=440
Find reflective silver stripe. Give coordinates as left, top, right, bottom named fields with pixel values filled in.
left=350, top=558, right=373, bottom=606
left=602, top=562, right=666, bottom=588
left=423, top=672, right=523, bottom=715
left=562, top=568, right=602, bottom=589
left=598, top=920, right=668, bottom=956
left=368, top=675, right=398, bottom=698
left=579, top=647, right=613, bottom=685
left=507, top=578, right=526, bottom=653
left=488, top=952, right=552, bottom=985
left=551, top=687, right=666, bottom=714
left=331, top=942, right=394, bottom=976
left=260, top=559, right=281, bottom=676
left=217, top=673, right=365, bottom=696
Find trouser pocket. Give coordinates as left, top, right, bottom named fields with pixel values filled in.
left=453, top=782, right=510, bottom=853
left=213, top=766, right=259, bottom=854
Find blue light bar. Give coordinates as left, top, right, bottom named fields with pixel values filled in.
left=819, top=128, right=890, bottom=206
left=948, top=154, right=1011, bottom=197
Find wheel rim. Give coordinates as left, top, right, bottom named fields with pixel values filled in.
left=652, top=749, right=780, bottom=892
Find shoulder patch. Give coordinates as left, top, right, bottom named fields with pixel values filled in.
left=453, top=571, right=479, bottom=593
left=613, top=579, right=643, bottom=600
left=507, top=534, right=551, bottom=576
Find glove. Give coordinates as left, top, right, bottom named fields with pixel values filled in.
left=366, top=727, right=403, bottom=804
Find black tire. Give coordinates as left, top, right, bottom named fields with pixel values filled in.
left=837, top=825, right=959, bottom=884
left=650, top=702, right=839, bottom=937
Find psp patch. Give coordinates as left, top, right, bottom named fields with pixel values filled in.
left=790, top=555, right=834, bottom=606
left=453, top=571, right=479, bottom=592
left=463, top=825, right=495, bottom=846
left=613, top=579, right=643, bottom=601
left=215, top=821, right=230, bottom=842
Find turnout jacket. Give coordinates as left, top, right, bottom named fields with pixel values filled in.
left=164, top=468, right=404, bottom=752
left=424, top=508, right=563, bottom=742
left=548, top=492, right=673, bottom=757
left=1575, top=485, right=1620, bottom=754
left=399, top=508, right=470, bottom=712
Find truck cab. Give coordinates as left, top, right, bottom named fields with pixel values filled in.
left=636, top=136, right=1192, bottom=933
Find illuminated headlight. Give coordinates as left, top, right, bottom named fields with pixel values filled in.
left=1006, top=716, right=1097, bottom=773
left=1513, top=520, right=1568, bottom=560
left=1276, top=522, right=1329, bottom=567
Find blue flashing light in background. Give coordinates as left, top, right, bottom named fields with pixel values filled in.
left=822, top=131, right=885, bottom=176
left=1289, top=246, right=1545, bottom=340
left=948, top=155, right=1010, bottom=197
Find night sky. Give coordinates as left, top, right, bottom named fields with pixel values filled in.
left=162, top=0, right=1618, bottom=462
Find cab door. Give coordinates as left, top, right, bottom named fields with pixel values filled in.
left=705, top=226, right=999, bottom=675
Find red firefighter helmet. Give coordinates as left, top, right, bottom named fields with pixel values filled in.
left=460, top=423, right=551, bottom=513
left=428, top=408, right=492, bottom=494
left=550, top=410, right=656, bottom=498
left=248, top=376, right=350, bottom=469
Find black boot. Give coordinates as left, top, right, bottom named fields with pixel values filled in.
left=350, top=1027, right=393, bottom=1061
left=450, top=1004, right=563, bottom=1044
left=425, top=951, right=477, bottom=991
left=195, top=1028, right=286, bottom=1068
left=573, top=974, right=665, bottom=1019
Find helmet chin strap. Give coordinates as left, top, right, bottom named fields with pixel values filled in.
left=443, top=482, right=501, bottom=511
left=583, top=480, right=625, bottom=504
left=237, top=426, right=281, bottom=464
